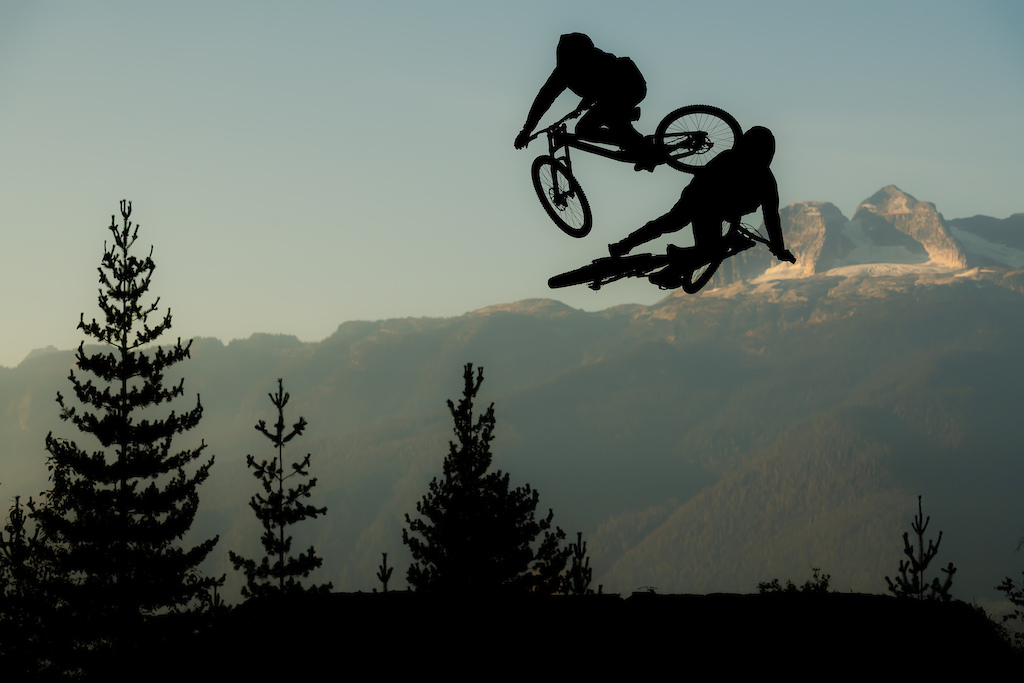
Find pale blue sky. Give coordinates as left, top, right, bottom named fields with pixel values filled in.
left=1, top=1, right=1022, bottom=368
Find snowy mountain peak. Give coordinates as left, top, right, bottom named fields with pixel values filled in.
left=859, top=185, right=922, bottom=215
left=852, top=186, right=967, bottom=269
left=709, top=186, right=1018, bottom=290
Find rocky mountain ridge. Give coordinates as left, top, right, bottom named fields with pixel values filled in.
left=713, top=185, right=1021, bottom=288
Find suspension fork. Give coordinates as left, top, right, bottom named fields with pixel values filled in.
left=546, top=123, right=576, bottom=200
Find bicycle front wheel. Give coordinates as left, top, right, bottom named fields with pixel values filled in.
left=548, top=253, right=663, bottom=290
left=681, top=257, right=722, bottom=294
left=531, top=156, right=593, bottom=238
left=655, top=105, right=742, bottom=172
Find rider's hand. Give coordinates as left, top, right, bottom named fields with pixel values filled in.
left=514, top=129, right=531, bottom=150
left=774, top=247, right=796, bottom=263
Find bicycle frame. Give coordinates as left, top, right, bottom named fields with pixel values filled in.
left=531, top=106, right=711, bottom=172
left=540, top=114, right=639, bottom=170
left=549, top=223, right=772, bottom=292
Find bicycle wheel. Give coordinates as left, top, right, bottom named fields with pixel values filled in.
left=680, top=257, right=722, bottom=294
left=548, top=253, right=663, bottom=290
left=655, top=105, right=742, bottom=173
left=531, top=156, right=593, bottom=238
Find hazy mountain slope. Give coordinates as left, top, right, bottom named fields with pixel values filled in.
left=599, top=406, right=911, bottom=594
left=949, top=213, right=1024, bottom=251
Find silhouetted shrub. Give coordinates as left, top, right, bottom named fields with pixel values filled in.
left=996, top=573, right=1024, bottom=648
left=758, top=566, right=831, bottom=594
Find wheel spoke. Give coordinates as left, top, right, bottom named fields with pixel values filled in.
left=531, top=158, right=592, bottom=237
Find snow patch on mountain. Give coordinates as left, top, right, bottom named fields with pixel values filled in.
left=826, top=262, right=959, bottom=279
left=828, top=219, right=931, bottom=267
left=857, top=186, right=967, bottom=268
left=949, top=226, right=1024, bottom=269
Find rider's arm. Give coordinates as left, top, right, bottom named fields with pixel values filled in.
left=761, top=172, right=794, bottom=262
left=515, top=68, right=567, bottom=149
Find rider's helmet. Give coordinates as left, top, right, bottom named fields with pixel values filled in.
left=556, top=33, right=595, bottom=66
left=739, top=126, right=775, bottom=166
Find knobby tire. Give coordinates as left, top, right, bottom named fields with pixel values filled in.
left=531, top=156, right=593, bottom=238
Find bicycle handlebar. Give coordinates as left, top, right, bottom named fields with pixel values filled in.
left=735, top=223, right=796, bottom=262
left=525, top=105, right=588, bottom=144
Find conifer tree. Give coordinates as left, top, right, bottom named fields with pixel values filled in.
left=1, top=494, right=40, bottom=610
left=376, top=552, right=393, bottom=593
left=403, top=363, right=569, bottom=593
left=885, top=495, right=956, bottom=601
left=0, top=493, right=51, bottom=676
left=564, top=532, right=594, bottom=595
left=229, top=379, right=331, bottom=598
left=33, top=200, right=221, bottom=659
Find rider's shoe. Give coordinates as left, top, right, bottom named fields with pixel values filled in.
left=633, top=137, right=659, bottom=172
left=608, top=241, right=630, bottom=258
left=648, top=268, right=682, bottom=290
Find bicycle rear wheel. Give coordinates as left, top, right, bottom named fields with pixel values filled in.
left=531, top=156, right=593, bottom=238
left=655, top=105, right=742, bottom=172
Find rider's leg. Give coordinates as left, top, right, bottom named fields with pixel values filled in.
left=692, top=215, right=727, bottom=255
left=575, top=70, right=646, bottom=152
left=609, top=195, right=691, bottom=257
left=576, top=103, right=645, bottom=150
left=648, top=245, right=689, bottom=289
left=647, top=217, right=724, bottom=289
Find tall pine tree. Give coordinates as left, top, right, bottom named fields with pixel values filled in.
left=403, top=363, right=569, bottom=593
left=229, top=379, right=330, bottom=598
left=34, top=201, right=220, bottom=661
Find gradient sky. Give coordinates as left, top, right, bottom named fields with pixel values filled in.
left=1, top=0, right=1022, bottom=368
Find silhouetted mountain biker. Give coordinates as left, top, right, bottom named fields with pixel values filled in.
left=608, top=126, right=796, bottom=285
left=514, top=33, right=653, bottom=168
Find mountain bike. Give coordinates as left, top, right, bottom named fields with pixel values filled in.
left=548, top=221, right=786, bottom=294
left=526, top=104, right=742, bottom=238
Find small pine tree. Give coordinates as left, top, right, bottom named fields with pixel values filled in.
left=564, top=532, right=594, bottom=595
left=403, top=363, right=569, bottom=593
left=376, top=552, right=393, bottom=593
left=32, top=201, right=221, bottom=664
left=1, top=495, right=36, bottom=609
left=1, top=493, right=54, bottom=677
left=229, top=379, right=331, bottom=598
left=885, top=495, right=956, bottom=601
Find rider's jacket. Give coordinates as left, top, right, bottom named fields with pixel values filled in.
left=683, top=148, right=780, bottom=228
left=556, top=50, right=646, bottom=107
left=523, top=41, right=646, bottom=135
